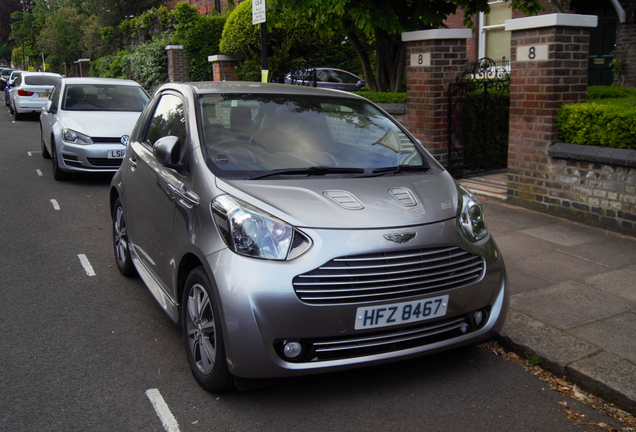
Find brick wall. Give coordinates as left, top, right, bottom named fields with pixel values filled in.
left=445, top=10, right=478, bottom=62
left=212, top=61, right=239, bottom=81
left=614, top=1, right=636, bottom=87
left=403, top=36, right=469, bottom=163
left=166, top=46, right=190, bottom=82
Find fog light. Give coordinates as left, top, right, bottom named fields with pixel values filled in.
left=283, top=341, right=302, bottom=359
left=474, top=310, right=488, bottom=328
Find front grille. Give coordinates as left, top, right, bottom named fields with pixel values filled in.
left=91, top=137, right=123, bottom=143
left=293, top=246, right=485, bottom=305
left=86, top=158, right=122, bottom=168
left=274, top=315, right=471, bottom=362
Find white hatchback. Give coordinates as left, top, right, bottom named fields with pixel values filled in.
left=40, top=77, right=150, bottom=181
left=9, top=72, right=61, bottom=120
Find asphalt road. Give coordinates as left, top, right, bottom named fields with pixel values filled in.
left=0, top=106, right=620, bottom=431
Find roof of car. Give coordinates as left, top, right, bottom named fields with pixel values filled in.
left=173, top=81, right=366, bottom=100
left=20, top=71, right=62, bottom=78
left=60, top=77, right=143, bottom=87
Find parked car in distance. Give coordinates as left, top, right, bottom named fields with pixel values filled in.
left=109, top=81, right=508, bottom=392
left=285, top=67, right=367, bottom=91
left=0, top=67, right=14, bottom=91
left=9, top=72, right=62, bottom=120
left=40, top=77, right=150, bottom=180
left=4, top=70, right=20, bottom=108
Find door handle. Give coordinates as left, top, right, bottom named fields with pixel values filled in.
left=128, top=157, right=137, bottom=168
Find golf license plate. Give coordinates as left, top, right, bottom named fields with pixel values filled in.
left=108, top=149, right=125, bottom=159
left=354, top=295, right=449, bottom=330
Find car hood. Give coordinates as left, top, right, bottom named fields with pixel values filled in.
left=57, top=110, right=142, bottom=137
left=215, top=172, right=459, bottom=229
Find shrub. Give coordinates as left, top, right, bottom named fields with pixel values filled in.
left=557, top=98, right=636, bottom=149
left=129, top=38, right=169, bottom=92
left=587, top=85, right=636, bottom=100
left=352, top=92, right=406, bottom=103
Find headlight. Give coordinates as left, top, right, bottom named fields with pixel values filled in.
left=211, top=195, right=302, bottom=260
left=62, top=129, right=93, bottom=145
left=458, top=185, right=488, bottom=242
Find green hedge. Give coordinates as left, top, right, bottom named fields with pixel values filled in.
left=557, top=97, right=636, bottom=149
left=587, top=85, right=636, bottom=100
left=352, top=92, right=406, bottom=103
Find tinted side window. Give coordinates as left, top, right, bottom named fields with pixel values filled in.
left=146, top=94, right=186, bottom=146
left=50, top=83, right=62, bottom=109
left=13, top=76, right=21, bottom=86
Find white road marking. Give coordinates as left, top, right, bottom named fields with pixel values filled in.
left=77, top=254, right=96, bottom=277
left=27, top=151, right=41, bottom=156
left=146, top=389, right=180, bottom=432
left=50, top=199, right=60, bottom=210
left=36, top=169, right=42, bottom=176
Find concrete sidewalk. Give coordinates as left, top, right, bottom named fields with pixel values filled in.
left=481, top=200, right=636, bottom=415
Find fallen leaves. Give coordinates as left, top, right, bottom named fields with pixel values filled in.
left=480, top=342, right=636, bottom=432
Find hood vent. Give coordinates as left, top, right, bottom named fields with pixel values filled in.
left=323, top=190, right=364, bottom=210
left=389, top=188, right=417, bottom=207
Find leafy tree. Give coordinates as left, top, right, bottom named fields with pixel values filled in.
left=37, top=1, right=87, bottom=74
left=271, top=0, right=543, bottom=92
left=0, top=0, right=21, bottom=45
left=129, top=37, right=169, bottom=92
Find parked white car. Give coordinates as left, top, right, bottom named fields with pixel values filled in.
left=9, top=72, right=61, bottom=120
left=40, top=77, right=150, bottom=180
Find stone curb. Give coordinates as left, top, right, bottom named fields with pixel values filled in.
left=495, top=310, right=636, bottom=415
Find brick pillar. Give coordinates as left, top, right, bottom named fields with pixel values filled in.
left=401, top=29, right=472, bottom=164
left=75, top=59, right=90, bottom=77
left=208, top=55, right=241, bottom=81
left=165, top=45, right=189, bottom=82
left=505, top=14, right=597, bottom=207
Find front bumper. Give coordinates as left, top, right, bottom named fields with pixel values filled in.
left=205, top=219, right=508, bottom=379
left=56, top=139, right=125, bottom=173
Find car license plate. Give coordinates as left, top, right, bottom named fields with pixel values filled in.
left=108, top=150, right=125, bottom=159
left=354, top=295, right=449, bottom=330
left=39, top=93, right=50, bottom=98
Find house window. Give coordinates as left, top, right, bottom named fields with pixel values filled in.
left=479, top=1, right=512, bottom=63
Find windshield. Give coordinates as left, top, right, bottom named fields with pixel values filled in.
left=62, top=84, right=149, bottom=112
left=198, top=94, right=430, bottom=179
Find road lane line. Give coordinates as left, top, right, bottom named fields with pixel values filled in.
left=27, top=151, right=41, bottom=156
left=146, top=389, right=180, bottom=432
left=50, top=199, right=60, bottom=210
left=36, top=169, right=42, bottom=177
left=77, top=254, right=96, bottom=277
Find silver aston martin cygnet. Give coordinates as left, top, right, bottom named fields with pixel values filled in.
left=109, top=81, right=508, bottom=391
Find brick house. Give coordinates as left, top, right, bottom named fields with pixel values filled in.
left=445, top=0, right=636, bottom=87
left=165, top=0, right=234, bottom=15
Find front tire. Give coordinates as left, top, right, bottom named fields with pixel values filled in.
left=51, top=138, right=69, bottom=181
left=112, top=198, right=136, bottom=277
left=182, top=268, right=233, bottom=392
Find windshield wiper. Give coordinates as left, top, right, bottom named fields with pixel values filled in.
left=249, top=166, right=365, bottom=180
left=369, top=164, right=431, bottom=175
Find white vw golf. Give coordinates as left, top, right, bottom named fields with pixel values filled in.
left=40, top=77, right=150, bottom=180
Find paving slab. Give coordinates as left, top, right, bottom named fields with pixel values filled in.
left=494, top=232, right=557, bottom=261
left=482, top=202, right=559, bottom=235
left=567, top=312, right=636, bottom=365
left=504, top=251, right=609, bottom=285
left=497, top=310, right=600, bottom=375
left=506, top=267, right=554, bottom=295
left=567, top=351, right=636, bottom=416
left=585, top=268, right=636, bottom=303
left=558, top=236, right=636, bottom=269
left=520, top=222, right=618, bottom=247
left=509, top=281, right=634, bottom=330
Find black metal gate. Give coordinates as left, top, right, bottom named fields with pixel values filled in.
left=447, top=58, right=510, bottom=177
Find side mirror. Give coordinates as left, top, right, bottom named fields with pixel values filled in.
left=153, top=135, right=181, bottom=166
left=358, top=79, right=367, bottom=86
left=44, top=100, right=56, bottom=114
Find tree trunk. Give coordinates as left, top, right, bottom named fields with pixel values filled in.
left=343, top=20, right=378, bottom=92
